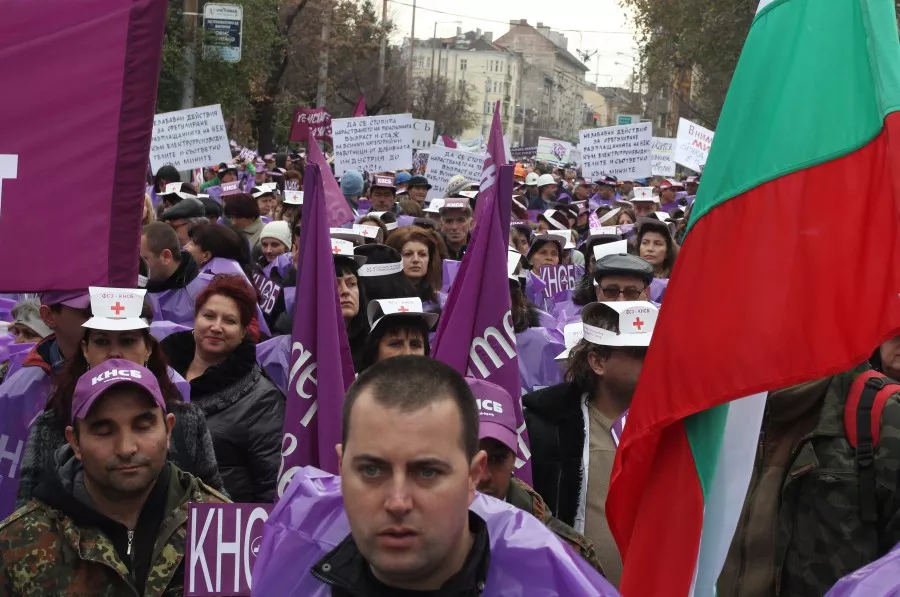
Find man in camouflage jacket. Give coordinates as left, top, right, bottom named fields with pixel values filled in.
left=0, top=360, right=229, bottom=597
left=719, top=363, right=900, bottom=596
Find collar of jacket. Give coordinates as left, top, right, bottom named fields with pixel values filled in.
left=146, top=251, right=200, bottom=293
left=312, top=511, right=490, bottom=596
left=243, top=218, right=264, bottom=236
left=22, top=334, right=59, bottom=373
left=505, top=478, right=550, bottom=523
left=523, top=382, right=584, bottom=421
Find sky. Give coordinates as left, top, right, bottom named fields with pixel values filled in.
left=385, top=0, right=640, bottom=89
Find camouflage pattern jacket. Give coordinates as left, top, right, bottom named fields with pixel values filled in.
left=0, top=464, right=229, bottom=597
left=720, top=365, right=900, bottom=596
left=505, top=478, right=606, bottom=576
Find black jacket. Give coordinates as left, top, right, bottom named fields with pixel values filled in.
left=146, top=251, right=199, bottom=292
left=441, top=233, right=469, bottom=262
left=523, top=382, right=587, bottom=527
left=312, top=512, right=490, bottom=596
left=161, top=331, right=285, bottom=502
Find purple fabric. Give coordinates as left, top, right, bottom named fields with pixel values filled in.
left=524, top=271, right=548, bottom=308
left=149, top=321, right=191, bottom=342
left=206, top=185, right=223, bottom=205
left=243, top=174, right=256, bottom=193
left=356, top=199, right=372, bottom=214
left=167, top=366, right=191, bottom=403
left=283, top=286, right=296, bottom=315
left=0, top=340, right=31, bottom=370
left=307, top=137, right=354, bottom=228
left=277, top=164, right=356, bottom=497
left=610, top=410, right=627, bottom=447
left=2, top=345, right=34, bottom=381
left=396, top=215, right=416, bottom=228
left=660, top=200, right=679, bottom=212
left=527, top=209, right=543, bottom=223
left=472, top=105, right=509, bottom=223
left=548, top=299, right=583, bottom=330
left=516, top=327, right=565, bottom=395
left=441, top=260, right=462, bottom=293
left=431, top=165, right=533, bottom=484
left=251, top=467, right=617, bottom=596
left=649, top=277, right=668, bottom=303
left=0, top=297, right=18, bottom=321
left=256, top=334, right=290, bottom=395
left=826, top=543, right=900, bottom=596
left=262, top=253, right=292, bottom=279
left=289, top=108, right=333, bottom=144
left=0, top=0, right=166, bottom=291
left=0, top=365, right=52, bottom=519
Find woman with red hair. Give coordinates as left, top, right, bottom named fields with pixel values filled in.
left=386, top=225, right=447, bottom=306
left=161, top=274, right=285, bottom=502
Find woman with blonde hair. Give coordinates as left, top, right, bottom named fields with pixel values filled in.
left=142, top=192, right=155, bottom=225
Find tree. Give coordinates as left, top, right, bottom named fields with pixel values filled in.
left=408, top=76, right=479, bottom=138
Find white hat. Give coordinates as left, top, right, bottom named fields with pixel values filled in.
left=283, top=190, right=304, bottom=205
left=582, top=301, right=658, bottom=347
left=260, top=221, right=292, bottom=250
left=545, top=229, right=575, bottom=250
left=331, top=238, right=367, bottom=267
left=83, top=287, right=148, bottom=331
left=525, top=172, right=539, bottom=186
left=330, top=227, right=366, bottom=246
left=652, top=211, right=670, bottom=221
left=424, top=199, right=445, bottom=214
left=459, top=190, right=479, bottom=199
left=353, top=224, right=384, bottom=243
left=536, top=174, right=557, bottom=188
left=159, top=182, right=195, bottom=201
left=366, top=297, right=439, bottom=332
left=555, top=322, right=585, bottom=360
left=592, top=239, right=628, bottom=263
left=539, top=209, right=569, bottom=231
left=598, top=208, right=621, bottom=225
left=367, top=211, right=398, bottom=231
left=632, top=187, right=659, bottom=203
left=508, top=248, right=523, bottom=282
left=252, top=185, right=275, bottom=198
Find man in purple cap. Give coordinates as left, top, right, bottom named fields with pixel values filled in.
left=369, top=175, right=399, bottom=214
left=0, top=360, right=228, bottom=595
left=27, top=290, right=92, bottom=373
left=468, top=378, right=605, bottom=575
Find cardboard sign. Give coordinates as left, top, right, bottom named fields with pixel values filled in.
left=579, top=121, right=652, bottom=180
left=538, top=264, right=581, bottom=299
left=185, top=503, right=273, bottom=596
left=412, top=119, right=435, bottom=151
left=674, top=118, right=714, bottom=173
left=251, top=272, right=282, bottom=315
left=424, top=145, right=486, bottom=200
left=536, top=136, right=572, bottom=164
left=150, top=104, right=232, bottom=174
left=331, top=114, right=413, bottom=176
left=651, top=137, right=676, bottom=177
left=289, top=108, right=332, bottom=143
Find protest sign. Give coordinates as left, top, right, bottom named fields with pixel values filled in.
left=511, top=146, right=537, bottom=160
left=150, top=105, right=232, bottom=174
left=651, top=137, right=676, bottom=177
left=289, top=108, right=332, bottom=144
left=424, top=145, right=486, bottom=200
left=186, top=503, right=273, bottom=596
left=412, top=119, right=436, bottom=150
left=331, top=114, right=413, bottom=176
left=538, top=264, right=581, bottom=299
left=0, top=0, right=166, bottom=292
left=579, top=121, right=652, bottom=180
left=674, top=118, right=714, bottom=172
left=251, top=271, right=282, bottom=316
left=536, top=136, right=573, bottom=164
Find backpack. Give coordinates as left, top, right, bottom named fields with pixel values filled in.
left=844, top=370, right=900, bottom=523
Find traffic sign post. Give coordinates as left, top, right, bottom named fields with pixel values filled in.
left=203, top=3, right=243, bottom=63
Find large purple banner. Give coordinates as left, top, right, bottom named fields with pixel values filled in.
left=185, top=502, right=273, bottom=596
left=0, top=0, right=166, bottom=291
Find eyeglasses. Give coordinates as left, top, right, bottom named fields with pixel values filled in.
left=598, top=285, right=645, bottom=300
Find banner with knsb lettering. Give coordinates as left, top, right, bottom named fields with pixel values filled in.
left=0, top=0, right=167, bottom=291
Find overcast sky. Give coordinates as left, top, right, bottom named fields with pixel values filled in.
left=385, top=0, right=640, bottom=89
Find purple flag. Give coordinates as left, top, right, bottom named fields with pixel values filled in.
left=307, top=137, right=354, bottom=228
left=352, top=95, right=366, bottom=117
left=0, top=0, right=166, bottom=291
left=473, top=102, right=509, bottom=224
left=431, top=164, right=534, bottom=484
left=288, top=108, right=333, bottom=144
left=276, top=164, right=355, bottom=496
left=441, top=135, right=458, bottom=149
left=185, top=502, right=273, bottom=596
left=251, top=467, right=617, bottom=596
left=825, top=542, right=900, bottom=596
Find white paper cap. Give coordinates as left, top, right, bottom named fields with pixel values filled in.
left=593, top=239, right=629, bottom=263
left=83, top=287, right=148, bottom=331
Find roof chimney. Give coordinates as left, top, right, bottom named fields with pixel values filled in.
left=519, top=19, right=528, bottom=25
left=484, top=32, right=493, bottom=43
left=476, top=28, right=482, bottom=38
left=456, top=26, right=462, bottom=36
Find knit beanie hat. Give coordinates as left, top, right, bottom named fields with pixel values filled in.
left=260, top=220, right=292, bottom=250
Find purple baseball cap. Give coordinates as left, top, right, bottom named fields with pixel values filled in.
left=40, top=290, right=90, bottom=310
left=71, top=359, right=165, bottom=423
left=466, top=378, right=518, bottom=454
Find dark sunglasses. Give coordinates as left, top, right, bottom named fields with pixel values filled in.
left=598, top=285, right=645, bottom=301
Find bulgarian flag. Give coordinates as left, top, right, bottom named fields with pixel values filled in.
left=607, top=0, right=900, bottom=595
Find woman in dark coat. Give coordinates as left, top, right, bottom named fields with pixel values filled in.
left=162, top=274, right=285, bottom=502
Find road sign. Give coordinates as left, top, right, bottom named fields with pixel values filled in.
left=203, top=3, right=243, bottom=63
left=616, top=114, right=640, bottom=126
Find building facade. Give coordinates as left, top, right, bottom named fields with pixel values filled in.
left=404, top=29, right=525, bottom=145
left=494, top=20, right=589, bottom=146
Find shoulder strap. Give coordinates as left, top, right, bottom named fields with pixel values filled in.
left=844, top=371, right=900, bottom=523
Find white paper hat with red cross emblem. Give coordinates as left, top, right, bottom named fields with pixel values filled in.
left=82, top=287, right=149, bottom=331
left=366, top=297, right=439, bottom=332
left=581, top=301, right=658, bottom=347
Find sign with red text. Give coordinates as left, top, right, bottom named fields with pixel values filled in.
left=289, top=108, right=333, bottom=144
left=674, top=118, right=714, bottom=173
left=185, top=503, right=273, bottom=596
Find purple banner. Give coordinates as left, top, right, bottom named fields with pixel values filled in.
left=288, top=108, right=332, bottom=144
left=307, top=135, right=355, bottom=228
left=537, top=264, right=582, bottom=300
left=826, top=542, right=900, bottom=596
left=276, top=164, right=356, bottom=496
left=185, top=502, right=273, bottom=596
left=251, top=271, right=283, bottom=316
left=0, top=0, right=166, bottom=291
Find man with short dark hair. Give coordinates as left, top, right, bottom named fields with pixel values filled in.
left=369, top=175, right=399, bottom=213
left=0, top=360, right=228, bottom=595
left=140, top=222, right=199, bottom=292
left=314, top=356, right=489, bottom=594
left=525, top=301, right=659, bottom=587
